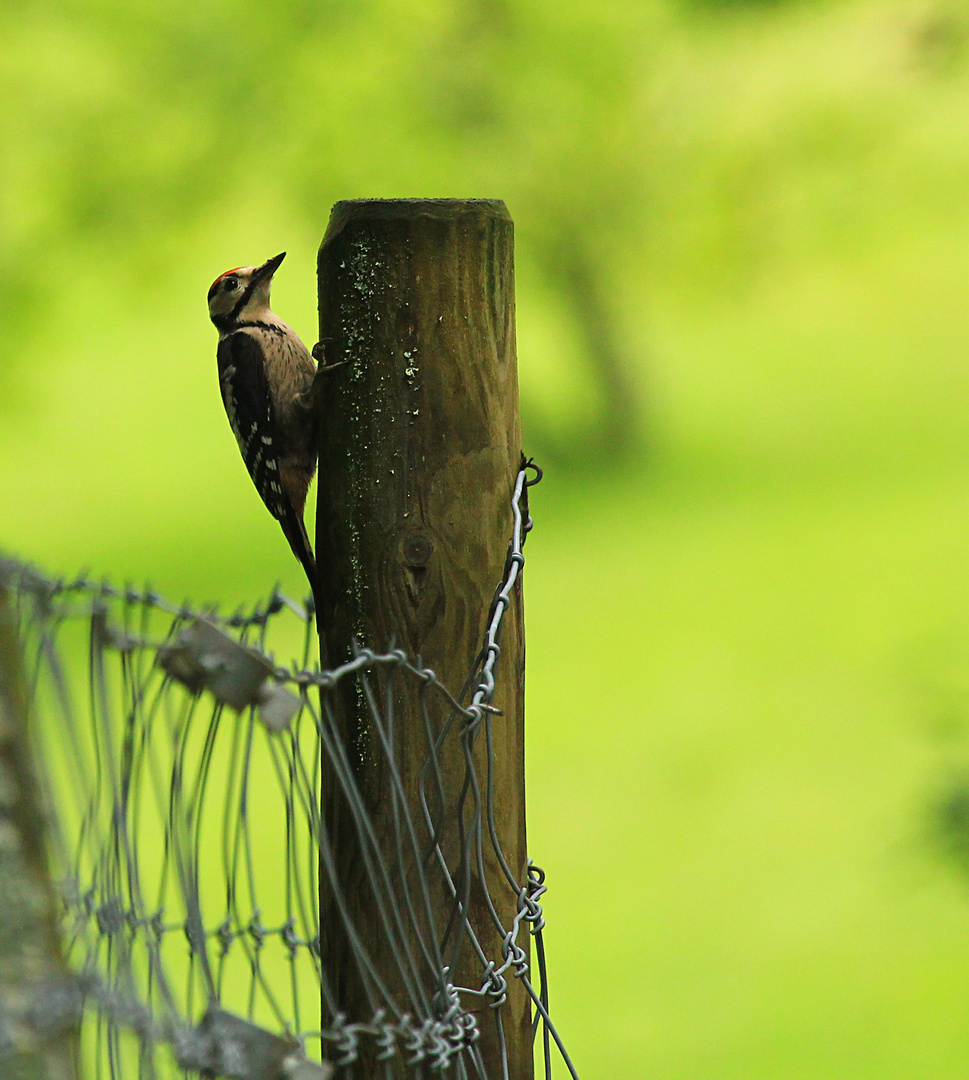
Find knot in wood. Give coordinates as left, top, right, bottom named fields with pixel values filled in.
left=401, top=533, right=433, bottom=567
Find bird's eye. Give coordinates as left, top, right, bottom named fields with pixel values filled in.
left=223, top=278, right=239, bottom=292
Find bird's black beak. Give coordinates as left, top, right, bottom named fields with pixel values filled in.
left=253, top=251, right=286, bottom=284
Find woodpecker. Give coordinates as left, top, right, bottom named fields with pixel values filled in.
left=207, top=252, right=322, bottom=617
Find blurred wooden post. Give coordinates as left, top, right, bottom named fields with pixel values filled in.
left=0, top=584, right=82, bottom=1080
left=316, top=199, right=531, bottom=1077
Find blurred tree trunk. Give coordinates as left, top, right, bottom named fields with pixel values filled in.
left=528, top=230, right=644, bottom=467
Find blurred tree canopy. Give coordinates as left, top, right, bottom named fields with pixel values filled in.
left=3, top=0, right=969, bottom=464
left=2, top=0, right=656, bottom=463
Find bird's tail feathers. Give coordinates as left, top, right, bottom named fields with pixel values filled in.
left=281, top=507, right=323, bottom=635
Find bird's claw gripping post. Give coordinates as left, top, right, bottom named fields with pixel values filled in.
left=312, top=338, right=348, bottom=373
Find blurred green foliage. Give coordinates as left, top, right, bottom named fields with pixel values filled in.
left=6, top=0, right=969, bottom=1076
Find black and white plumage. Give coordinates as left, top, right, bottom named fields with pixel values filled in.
left=207, top=252, right=321, bottom=615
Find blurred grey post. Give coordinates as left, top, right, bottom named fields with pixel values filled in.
left=0, top=583, right=82, bottom=1080
left=316, top=199, right=531, bottom=1076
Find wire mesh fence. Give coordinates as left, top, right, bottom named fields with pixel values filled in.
left=0, top=462, right=577, bottom=1079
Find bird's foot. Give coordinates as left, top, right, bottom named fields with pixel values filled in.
left=312, top=338, right=335, bottom=364
left=312, top=337, right=347, bottom=378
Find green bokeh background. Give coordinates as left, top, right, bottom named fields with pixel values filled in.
left=6, top=0, right=969, bottom=1075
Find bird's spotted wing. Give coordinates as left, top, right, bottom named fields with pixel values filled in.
left=217, top=332, right=287, bottom=520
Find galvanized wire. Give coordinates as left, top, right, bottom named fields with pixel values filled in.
left=0, top=460, right=577, bottom=1079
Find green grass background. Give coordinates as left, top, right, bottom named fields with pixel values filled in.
left=6, top=0, right=969, bottom=1075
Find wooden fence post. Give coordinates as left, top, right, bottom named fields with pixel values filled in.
left=315, top=199, right=531, bottom=1077
left=0, top=584, right=82, bottom=1080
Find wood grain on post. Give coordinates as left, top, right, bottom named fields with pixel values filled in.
left=315, top=199, right=531, bottom=1077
